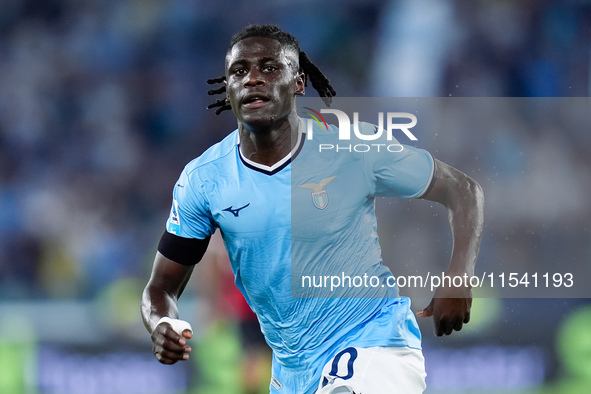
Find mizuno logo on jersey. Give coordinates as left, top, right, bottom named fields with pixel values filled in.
left=223, top=203, right=250, bottom=217
left=298, top=176, right=337, bottom=210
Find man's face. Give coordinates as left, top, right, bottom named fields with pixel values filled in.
left=225, top=37, right=304, bottom=129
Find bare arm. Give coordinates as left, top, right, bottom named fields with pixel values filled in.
left=141, top=251, right=195, bottom=333
left=141, top=252, right=196, bottom=364
left=416, top=159, right=485, bottom=336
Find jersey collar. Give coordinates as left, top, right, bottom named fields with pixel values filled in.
left=238, top=117, right=306, bottom=175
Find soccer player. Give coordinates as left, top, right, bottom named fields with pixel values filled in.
left=141, top=24, right=484, bottom=394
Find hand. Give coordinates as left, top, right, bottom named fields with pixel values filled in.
left=417, top=286, right=472, bottom=336
left=151, top=321, right=193, bottom=364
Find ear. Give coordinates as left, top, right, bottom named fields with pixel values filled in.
left=295, top=72, right=305, bottom=96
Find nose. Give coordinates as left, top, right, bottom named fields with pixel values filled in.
left=243, top=68, right=266, bottom=88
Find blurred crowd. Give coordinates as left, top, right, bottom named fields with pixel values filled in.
left=0, top=0, right=590, bottom=305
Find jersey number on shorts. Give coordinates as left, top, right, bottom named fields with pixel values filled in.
left=321, top=347, right=358, bottom=388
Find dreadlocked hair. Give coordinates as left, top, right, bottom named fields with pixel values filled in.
left=206, top=24, right=336, bottom=115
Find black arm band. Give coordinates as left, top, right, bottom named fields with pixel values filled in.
left=418, top=155, right=438, bottom=198
left=157, top=231, right=211, bottom=266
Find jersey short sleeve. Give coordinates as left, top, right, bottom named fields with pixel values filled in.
left=360, top=122, right=435, bottom=198
left=166, top=166, right=216, bottom=240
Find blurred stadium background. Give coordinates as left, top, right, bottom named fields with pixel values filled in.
left=1, top=0, right=590, bottom=393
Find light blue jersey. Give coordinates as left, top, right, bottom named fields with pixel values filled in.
left=166, top=118, right=435, bottom=393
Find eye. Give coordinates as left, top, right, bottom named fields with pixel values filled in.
left=262, top=65, right=278, bottom=73
left=232, top=68, right=247, bottom=76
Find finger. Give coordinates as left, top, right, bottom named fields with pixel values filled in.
left=160, top=339, right=190, bottom=354
left=158, top=346, right=191, bottom=362
left=453, top=319, right=463, bottom=332
left=154, top=321, right=180, bottom=338
left=434, top=318, right=444, bottom=336
left=152, top=333, right=189, bottom=358
left=182, top=329, right=193, bottom=339
left=153, top=328, right=185, bottom=349
left=417, top=301, right=434, bottom=318
left=435, top=325, right=444, bottom=337
left=155, top=352, right=178, bottom=365
left=444, top=324, right=453, bottom=335
left=436, top=317, right=452, bottom=336
left=463, top=312, right=471, bottom=324
left=434, top=317, right=455, bottom=336
left=153, top=338, right=191, bottom=360
left=155, top=349, right=190, bottom=364
left=157, top=323, right=187, bottom=345
left=160, top=332, right=192, bottom=353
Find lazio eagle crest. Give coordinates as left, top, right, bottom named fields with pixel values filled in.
left=298, top=176, right=337, bottom=210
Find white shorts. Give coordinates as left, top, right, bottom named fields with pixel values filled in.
left=316, top=346, right=426, bottom=394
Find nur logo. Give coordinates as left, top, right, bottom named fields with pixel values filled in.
left=303, top=108, right=418, bottom=141
left=303, top=108, right=419, bottom=153
left=298, top=176, right=337, bottom=210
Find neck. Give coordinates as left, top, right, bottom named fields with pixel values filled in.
left=239, top=113, right=300, bottom=167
